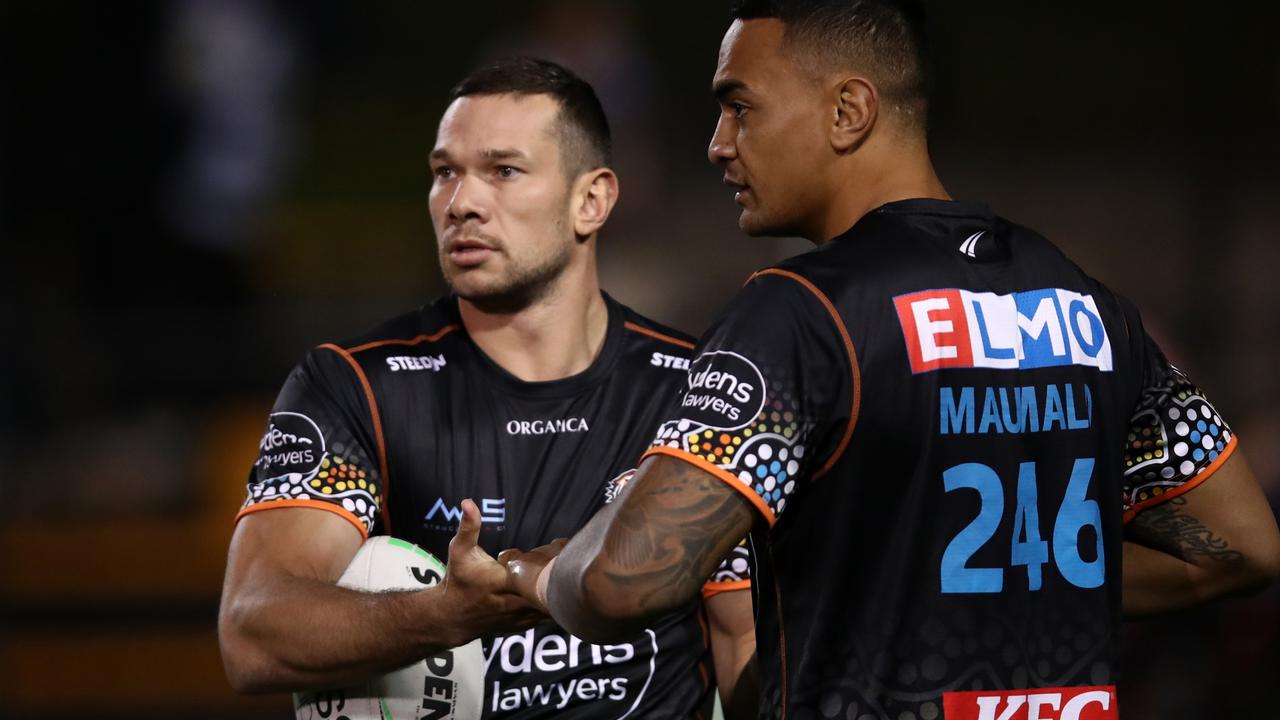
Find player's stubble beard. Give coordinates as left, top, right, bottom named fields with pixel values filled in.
left=439, top=218, right=576, bottom=316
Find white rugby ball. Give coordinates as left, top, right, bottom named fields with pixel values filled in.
left=293, top=536, right=484, bottom=720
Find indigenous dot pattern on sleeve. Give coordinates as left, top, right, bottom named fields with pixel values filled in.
left=243, top=439, right=381, bottom=534
left=709, top=540, right=752, bottom=584
left=1122, top=364, right=1233, bottom=516
left=652, top=369, right=813, bottom=519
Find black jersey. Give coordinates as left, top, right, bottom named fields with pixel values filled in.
left=239, top=293, right=750, bottom=719
left=644, top=199, right=1235, bottom=720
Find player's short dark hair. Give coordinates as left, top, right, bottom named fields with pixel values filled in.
left=450, top=56, right=612, bottom=178
left=730, top=0, right=929, bottom=131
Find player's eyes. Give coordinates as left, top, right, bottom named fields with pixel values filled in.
left=432, top=166, right=454, bottom=180
left=730, top=102, right=748, bottom=119
left=496, top=166, right=522, bottom=179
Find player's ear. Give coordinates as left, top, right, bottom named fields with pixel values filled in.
left=571, top=167, right=619, bottom=240
left=829, top=75, right=878, bottom=153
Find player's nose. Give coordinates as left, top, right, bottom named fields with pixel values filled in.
left=446, top=174, right=489, bottom=224
left=707, top=116, right=737, bottom=166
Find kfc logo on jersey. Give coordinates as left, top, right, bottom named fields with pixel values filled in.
left=680, top=351, right=766, bottom=430
left=894, top=288, right=1113, bottom=374
left=254, top=411, right=326, bottom=483
left=943, top=686, right=1117, bottom=720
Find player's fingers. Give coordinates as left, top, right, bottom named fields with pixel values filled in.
left=505, top=557, right=549, bottom=601
left=449, top=498, right=483, bottom=556
left=496, top=548, right=521, bottom=566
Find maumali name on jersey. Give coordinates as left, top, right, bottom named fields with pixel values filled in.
left=940, top=383, right=1092, bottom=435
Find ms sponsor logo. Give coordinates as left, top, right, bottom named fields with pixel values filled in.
left=423, top=498, right=505, bottom=531
left=894, top=288, right=1113, bottom=374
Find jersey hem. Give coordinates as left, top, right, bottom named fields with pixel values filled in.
left=702, top=579, right=752, bottom=598
left=235, top=499, right=370, bottom=540
left=642, top=445, right=776, bottom=527
left=1123, top=435, right=1239, bottom=524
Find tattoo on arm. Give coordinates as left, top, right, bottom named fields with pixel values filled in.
left=594, top=459, right=754, bottom=614
left=1129, top=496, right=1243, bottom=564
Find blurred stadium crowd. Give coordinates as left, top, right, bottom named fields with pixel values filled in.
left=2, top=2, right=1278, bottom=718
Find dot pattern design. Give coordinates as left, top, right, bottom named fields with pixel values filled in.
left=1122, top=365, right=1232, bottom=514
left=244, top=445, right=380, bottom=533
left=756, top=600, right=1113, bottom=720
left=652, top=375, right=812, bottom=519
left=709, top=541, right=752, bottom=584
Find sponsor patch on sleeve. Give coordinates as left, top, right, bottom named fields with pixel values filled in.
left=243, top=410, right=380, bottom=533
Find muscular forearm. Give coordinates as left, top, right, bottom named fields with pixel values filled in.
left=1121, top=540, right=1252, bottom=618
left=544, top=455, right=755, bottom=642
left=546, top=499, right=662, bottom=642
left=220, top=573, right=461, bottom=693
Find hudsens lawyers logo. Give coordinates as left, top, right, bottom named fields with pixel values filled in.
left=255, top=411, right=326, bottom=483
left=894, top=288, right=1113, bottom=374
left=680, top=351, right=766, bottom=430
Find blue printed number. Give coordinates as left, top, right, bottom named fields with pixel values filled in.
left=1053, top=458, right=1105, bottom=588
left=1011, top=463, right=1049, bottom=591
left=941, top=458, right=1103, bottom=593
left=941, top=464, right=1005, bottom=593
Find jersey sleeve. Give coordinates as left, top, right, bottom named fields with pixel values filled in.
left=642, top=271, right=853, bottom=526
left=1122, top=333, right=1236, bottom=522
left=236, top=347, right=384, bottom=538
left=703, top=539, right=753, bottom=598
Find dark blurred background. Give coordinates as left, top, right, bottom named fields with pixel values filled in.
left=2, top=2, right=1278, bottom=718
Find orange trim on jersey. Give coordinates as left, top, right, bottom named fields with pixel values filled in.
left=344, top=325, right=460, bottom=354
left=749, top=268, right=862, bottom=480
left=624, top=321, right=696, bottom=350
left=1123, top=435, right=1239, bottom=524
left=317, top=343, right=392, bottom=533
left=702, top=578, right=752, bottom=599
left=235, top=499, right=369, bottom=540
left=643, top=445, right=777, bottom=527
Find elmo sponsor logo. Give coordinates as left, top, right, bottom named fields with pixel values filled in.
left=680, top=351, right=766, bottom=430
left=943, top=686, right=1117, bottom=720
left=894, top=288, right=1113, bottom=374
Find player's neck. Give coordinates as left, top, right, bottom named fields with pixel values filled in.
left=458, top=260, right=610, bottom=383
left=814, top=139, right=950, bottom=243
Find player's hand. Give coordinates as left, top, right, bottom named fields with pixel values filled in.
left=434, top=499, right=546, bottom=645
left=498, top=538, right=569, bottom=612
